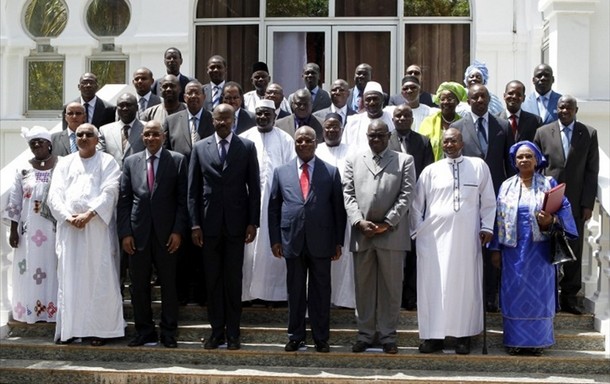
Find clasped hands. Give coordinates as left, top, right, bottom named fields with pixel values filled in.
left=358, top=220, right=391, bottom=238
left=67, top=210, right=95, bottom=229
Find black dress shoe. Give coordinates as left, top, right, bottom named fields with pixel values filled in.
left=314, top=340, right=330, bottom=353
left=352, top=340, right=371, bottom=353
left=285, top=340, right=305, bottom=352
left=55, top=337, right=78, bottom=345
left=419, top=339, right=443, bottom=353
left=455, top=337, right=471, bottom=355
left=383, top=342, right=398, bottom=354
left=160, top=336, right=177, bottom=348
left=128, top=333, right=158, bottom=347
left=227, top=337, right=241, bottom=350
left=203, top=335, right=225, bottom=350
left=561, top=304, right=584, bottom=315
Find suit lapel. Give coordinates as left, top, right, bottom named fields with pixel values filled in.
left=463, top=119, right=484, bottom=156
left=62, top=130, right=71, bottom=153
left=205, top=137, right=223, bottom=170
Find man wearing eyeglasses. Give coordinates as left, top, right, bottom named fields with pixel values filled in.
left=52, top=102, right=86, bottom=156
left=343, top=119, right=415, bottom=355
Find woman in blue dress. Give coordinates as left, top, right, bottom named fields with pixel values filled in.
left=490, top=141, right=577, bottom=356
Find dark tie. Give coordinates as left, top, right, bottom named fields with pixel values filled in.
left=83, top=102, right=90, bottom=123
left=190, top=117, right=200, bottom=144
left=147, top=155, right=156, bottom=192
left=509, top=115, right=518, bottom=139
left=477, top=117, right=488, bottom=154
left=219, top=139, right=228, bottom=164
left=122, top=125, right=130, bottom=151
left=212, top=85, right=221, bottom=107
left=300, top=163, right=310, bottom=199
left=138, top=98, right=146, bottom=113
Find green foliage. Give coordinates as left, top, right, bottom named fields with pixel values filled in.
left=90, top=60, right=127, bottom=88
left=86, top=0, right=130, bottom=36
left=405, top=0, right=470, bottom=17
left=23, top=0, right=67, bottom=37
left=267, top=0, right=328, bottom=17
left=28, top=61, right=64, bottom=110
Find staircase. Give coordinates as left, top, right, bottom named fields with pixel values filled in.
left=1, top=287, right=608, bottom=384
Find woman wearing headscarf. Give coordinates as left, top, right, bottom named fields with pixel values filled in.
left=3, top=126, right=58, bottom=323
left=490, top=141, right=577, bottom=356
left=463, top=60, right=504, bottom=116
left=418, top=82, right=467, bottom=161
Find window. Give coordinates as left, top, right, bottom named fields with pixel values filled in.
left=267, top=0, right=328, bottom=17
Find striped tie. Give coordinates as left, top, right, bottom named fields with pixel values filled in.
left=212, top=86, right=221, bottom=107
left=69, top=132, right=77, bottom=153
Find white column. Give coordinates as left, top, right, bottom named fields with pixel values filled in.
left=538, top=0, right=598, bottom=97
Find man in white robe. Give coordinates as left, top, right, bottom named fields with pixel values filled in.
left=315, top=113, right=355, bottom=309
left=342, top=82, right=394, bottom=153
left=240, top=99, right=295, bottom=302
left=48, top=123, right=124, bottom=345
left=410, top=128, right=496, bottom=355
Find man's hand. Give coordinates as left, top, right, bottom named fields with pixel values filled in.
left=331, top=245, right=342, bottom=261
left=479, top=231, right=493, bottom=246
left=166, top=233, right=182, bottom=254
left=582, top=207, right=593, bottom=222
left=271, top=243, right=283, bottom=258
left=68, top=211, right=95, bottom=229
left=374, top=222, right=391, bottom=234
left=191, top=228, right=204, bottom=247
left=245, top=225, right=257, bottom=244
left=122, top=236, right=136, bottom=255
left=358, top=220, right=378, bottom=238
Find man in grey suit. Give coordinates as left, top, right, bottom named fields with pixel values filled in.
left=276, top=89, right=325, bottom=143
left=534, top=95, right=599, bottom=315
left=496, top=80, right=542, bottom=142
left=289, top=63, right=331, bottom=113
left=52, top=102, right=86, bottom=156
left=117, top=120, right=188, bottom=348
left=61, top=72, right=116, bottom=130
left=313, top=79, right=357, bottom=125
left=268, top=126, right=346, bottom=353
left=343, top=119, right=416, bottom=354
left=99, top=93, right=146, bottom=168
left=450, top=83, right=515, bottom=312
left=521, top=64, right=562, bottom=125
left=132, top=68, right=161, bottom=114
left=189, top=104, right=261, bottom=350
left=222, top=81, right=256, bottom=135
left=388, top=104, right=434, bottom=311
left=203, top=55, right=227, bottom=112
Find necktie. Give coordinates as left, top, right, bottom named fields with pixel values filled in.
left=311, top=90, right=317, bottom=101
left=219, top=139, right=228, bottom=164
left=190, top=117, right=200, bottom=144
left=561, top=126, right=571, bottom=159
left=122, top=124, right=130, bottom=151
left=69, top=132, right=77, bottom=153
left=509, top=115, right=518, bottom=139
left=399, top=136, right=407, bottom=153
left=212, top=86, right=221, bottom=107
left=147, top=155, right=156, bottom=192
left=138, top=97, right=146, bottom=113
left=373, top=154, right=382, bottom=171
left=538, top=96, right=548, bottom=121
left=232, top=113, right=239, bottom=133
left=83, top=102, right=90, bottom=123
left=300, top=163, right=310, bottom=199
left=477, top=117, right=488, bottom=154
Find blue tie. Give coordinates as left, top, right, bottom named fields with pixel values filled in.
left=219, top=139, right=227, bottom=164
left=69, top=132, right=77, bottom=153
left=562, top=125, right=571, bottom=159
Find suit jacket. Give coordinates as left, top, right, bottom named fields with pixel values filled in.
left=388, top=130, right=434, bottom=179
left=313, top=105, right=357, bottom=124
left=234, top=108, right=257, bottom=136
left=117, top=148, right=188, bottom=249
left=51, top=129, right=75, bottom=157
left=61, top=97, right=116, bottom=130
left=388, top=94, right=407, bottom=106
left=162, top=109, right=214, bottom=161
left=289, top=88, right=332, bottom=113
left=152, top=73, right=193, bottom=103
left=277, top=109, right=290, bottom=120
left=496, top=109, right=542, bottom=142
left=534, top=121, right=599, bottom=218
left=145, top=94, right=162, bottom=110
left=346, top=87, right=364, bottom=112
left=188, top=134, right=261, bottom=238
left=268, top=157, right=346, bottom=259
left=202, top=82, right=225, bottom=112
left=450, top=114, right=516, bottom=193
left=521, top=90, right=562, bottom=125
left=275, top=114, right=325, bottom=143
left=343, top=149, right=416, bottom=252
left=99, top=119, right=146, bottom=168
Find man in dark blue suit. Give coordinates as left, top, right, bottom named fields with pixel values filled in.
left=151, top=47, right=193, bottom=103
left=117, top=120, right=188, bottom=348
left=189, top=103, right=261, bottom=350
left=268, top=126, right=346, bottom=353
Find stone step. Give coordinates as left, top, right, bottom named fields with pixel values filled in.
left=1, top=338, right=608, bottom=376
left=2, top=358, right=608, bottom=384
left=7, top=321, right=605, bottom=352
left=119, top=303, right=596, bottom=330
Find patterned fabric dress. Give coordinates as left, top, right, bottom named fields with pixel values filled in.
left=3, top=167, right=58, bottom=323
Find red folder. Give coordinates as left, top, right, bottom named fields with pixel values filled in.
left=542, top=183, right=566, bottom=214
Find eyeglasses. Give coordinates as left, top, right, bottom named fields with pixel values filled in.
left=66, top=112, right=84, bottom=116
left=76, top=132, right=96, bottom=138
left=367, top=133, right=389, bottom=139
